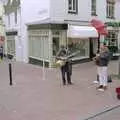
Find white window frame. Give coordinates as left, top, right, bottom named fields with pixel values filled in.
left=91, top=0, right=97, bottom=15
left=106, top=30, right=118, bottom=46
left=106, top=1, right=115, bottom=18
left=68, top=0, right=78, bottom=14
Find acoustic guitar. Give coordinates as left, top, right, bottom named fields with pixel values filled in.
left=56, top=51, right=80, bottom=67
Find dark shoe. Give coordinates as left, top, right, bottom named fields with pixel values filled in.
left=96, top=85, right=104, bottom=91
left=63, top=83, right=66, bottom=85
left=68, top=82, right=73, bottom=85
left=96, top=85, right=103, bottom=89
left=103, top=86, right=108, bottom=90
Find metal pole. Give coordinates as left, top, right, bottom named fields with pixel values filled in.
left=9, top=62, right=12, bottom=85
left=42, top=38, right=45, bottom=80
left=118, top=56, right=120, bottom=76
left=98, top=33, right=100, bottom=51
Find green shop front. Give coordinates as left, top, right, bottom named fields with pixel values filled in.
left=105, top=21, right=120, bottom=59
left=27, top=23, right=98, bottom=67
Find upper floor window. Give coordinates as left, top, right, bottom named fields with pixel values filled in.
left=68, top=0, right=78, bottom=14
left=8, top=14, right=10, bottom=26
left=106, top=0, right=115, bottom=19
left=91, top=0, right=97, bottom=15
left=14, top=11, right=17, bottom=25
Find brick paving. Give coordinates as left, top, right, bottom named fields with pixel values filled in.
left=0, top=60, right=120, bottom=120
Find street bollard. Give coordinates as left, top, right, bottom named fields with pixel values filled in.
left=9, top=62, right=13, bottom=86
left=8, top=55, right=14, bottom=86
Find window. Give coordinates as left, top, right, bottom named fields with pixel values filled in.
left=106, top=31, right=118, bottom=46
left=106, top=0, right=115, bottom=18
left=14, top=11, right=17, bottom=24
left=8, top=14, right=10, bottom=26
left=53, top=37, right=59, bottom=56
left=52, top=30, right=60, bottom=56
left=68, top=0, right=78, bottom=14
left=68, top=38, right=89, bottom=59
left=7, top=36, right=15, bottom=56
left=91, top=0, right=97, bottom=15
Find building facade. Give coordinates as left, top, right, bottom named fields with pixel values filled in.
left=3, top=0, right=120, bottom=67
left=0, top=1, right=5, bottom=48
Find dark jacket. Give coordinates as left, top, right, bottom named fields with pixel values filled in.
left=98, top=51, right=110, bottom=66
left=56, top=48, right=67, bottom=58
left=56, top=48, right=72, bottom=75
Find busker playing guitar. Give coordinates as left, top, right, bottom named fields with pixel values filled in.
left=56, top=45, right=73, bottom=85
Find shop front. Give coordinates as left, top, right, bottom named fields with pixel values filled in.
left=27, top=23, right=68, bottom=67
left=67, top=25, right=98, bottom=61
left=27, top=23, right=99, bottom=67
left=6, top=31, right=17, bottom=58
left=105, top=21, right=120, bottom=59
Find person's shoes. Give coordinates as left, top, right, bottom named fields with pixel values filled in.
left=93, top=80, right=99, bottom=84
left=96, top=85, right=104, bottom=91
left=63, top=83, right=66, bottom=85
left=68, top=82, right=73, bottom=85
left=103, top=86, right=108, bottom=90
left=96, top=85, right=103, bottom=89
left=97, top=88, right=105, bottom=91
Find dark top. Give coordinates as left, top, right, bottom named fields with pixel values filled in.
left=98, top=51, right=110, bottom=66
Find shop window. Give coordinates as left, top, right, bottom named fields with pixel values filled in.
left=29, top=36, right=49, bottom=60
left=7, top=36, right=15, bottom=55
left=91, top=0, right=97, bottom=16
left=14, top=11, right=17, bottom=25
left=106, top=0, right=115, bottom=18
left=68, top=38, right=89, bottom=59
left=8, top=14, right=10, bottom=26
left=53, top=37, right=59, bottom=56
left=68, top=0, right=78, bottom=14
left=106, top=30, right=118, bottom=46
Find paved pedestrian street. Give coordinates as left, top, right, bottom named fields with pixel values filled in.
left=0, top=60, right=120, bottom=120
left=85, top=105, right=120, bottom=120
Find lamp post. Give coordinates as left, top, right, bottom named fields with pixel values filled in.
left=42, top=38, right=45, bottom=80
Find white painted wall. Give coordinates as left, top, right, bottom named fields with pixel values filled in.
left=64, top=0, right=91, bottom=22
left=50, top=0, right=66, bottom=21
left=50, top=0, right=91, bottom=22
left=18, top=0, right=50, bottom=62
left=95, top=0, right=106, bottom=21
left=21, top=0, right=50, bottom=24
left=0, top=3, right=5, bottom=35
left=115, top=0, right=120, bottom=20
left=50, top=0, right=120, bottom=23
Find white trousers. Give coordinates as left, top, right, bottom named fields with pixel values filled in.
left=98, top=66, right=108, bottom=86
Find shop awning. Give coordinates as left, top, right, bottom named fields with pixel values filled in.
left=67, top=25, right=98, bottom=38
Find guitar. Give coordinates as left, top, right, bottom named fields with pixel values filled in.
left=56, top=50, right=80, bottom=67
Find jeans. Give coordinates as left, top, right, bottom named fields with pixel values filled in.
left=98, top=66, right=108, bottom=86
left=61, top=62, right=72, bottom=84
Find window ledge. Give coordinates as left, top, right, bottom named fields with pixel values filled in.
left=106, top=16, right=115, bottom=19
left=68, top=11, right=78, bottom=14
left=91, top=13, right=98, bottom=16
